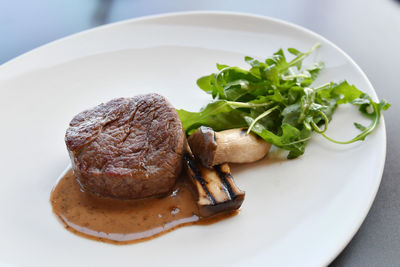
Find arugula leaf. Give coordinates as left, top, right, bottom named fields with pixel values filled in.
left=332, top=81, right=363, bottom=104
left=245, top=56, right=264, bottom=68
left=197, top=74, right=214, bottom=94
left=179, top=44, right=390, bottom=159
left=177, top=100, right=247, bottom=135
left=319, top=96, right=384, bottom=143
left=217, top=63, right=229, bottom=71
left=354, top=122, right=367, bottom=131
left=245, top=117, right=311, bottom=158
left=288, top=48, right=301, bottom=56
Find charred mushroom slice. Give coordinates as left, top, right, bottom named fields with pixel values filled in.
left=188, top=126, right=271, bottom=168
left=183, top=146, right=245, bottom=217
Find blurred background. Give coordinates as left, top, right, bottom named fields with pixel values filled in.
left=1, top=0, right=399, bottom=265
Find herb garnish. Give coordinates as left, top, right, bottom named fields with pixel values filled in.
left=178, top=44, right=390, bottom=158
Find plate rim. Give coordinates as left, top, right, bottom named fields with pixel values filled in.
left=0, top=11, right=387, bottom=266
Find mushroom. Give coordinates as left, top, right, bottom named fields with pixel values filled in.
left=188, top=126, right=271, bottom=168
left=183, top=143, right=245, bottom=217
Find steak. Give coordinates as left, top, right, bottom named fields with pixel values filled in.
left=65, top=93, right=185, bottom=199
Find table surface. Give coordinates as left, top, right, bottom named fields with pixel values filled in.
left=1, top=0, right=399, bottom=265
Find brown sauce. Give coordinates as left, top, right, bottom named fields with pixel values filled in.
left=50, top=170, right=237, bottom=244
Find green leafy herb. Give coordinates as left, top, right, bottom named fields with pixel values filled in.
left=177, top=44, right=390, bottom=158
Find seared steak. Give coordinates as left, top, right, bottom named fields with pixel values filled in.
left=65, top=93, right=185, bottom=199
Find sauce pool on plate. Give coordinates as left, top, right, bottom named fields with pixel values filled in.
left=50, top=169, right=237, bottom=244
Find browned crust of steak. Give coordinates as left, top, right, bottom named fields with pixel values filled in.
left=65, top=93, right=185, bottom=199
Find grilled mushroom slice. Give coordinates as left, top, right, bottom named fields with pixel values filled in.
left=188, top=126, right=271, bottom=168
left=183, top=145, right=245, bottom=217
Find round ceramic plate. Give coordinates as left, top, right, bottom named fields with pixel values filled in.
left=0, top=12, right=386, bottom=266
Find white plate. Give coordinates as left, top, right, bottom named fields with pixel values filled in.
left=0, top=12, right=386, bottom=267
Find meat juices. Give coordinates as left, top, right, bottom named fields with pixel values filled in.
left=65, top=94, right=185, bottom=199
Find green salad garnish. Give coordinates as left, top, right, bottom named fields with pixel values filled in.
left=177, top=44, right=390, bottom=158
